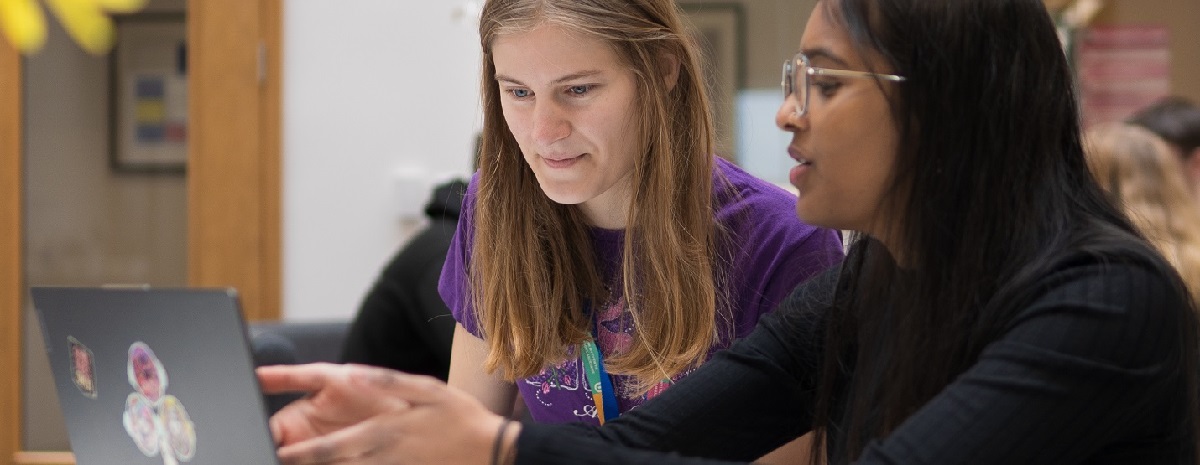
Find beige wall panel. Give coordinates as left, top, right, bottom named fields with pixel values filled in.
left=1092, top=0, right=1200, bottom=103
left=679, top=0, right=817, bottom=90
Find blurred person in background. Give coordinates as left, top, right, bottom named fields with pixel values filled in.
left=1085, top=122, right=1200, bottom=304
left=1127, top=97, right=1200, bottom=197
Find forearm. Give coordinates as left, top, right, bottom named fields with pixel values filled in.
left=448, top=324, right=518, bottom=416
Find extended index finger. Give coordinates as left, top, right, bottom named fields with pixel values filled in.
left=350, top=367, right=451, bottom=407
left=257, top=363, right=347, bottom=395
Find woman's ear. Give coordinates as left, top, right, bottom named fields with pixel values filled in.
left=660, top=53, right=681, bottom=91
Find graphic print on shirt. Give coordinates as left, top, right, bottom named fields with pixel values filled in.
left=520, top=295, right=694, bottom=421
left=521, top=345, right=589, bottom=416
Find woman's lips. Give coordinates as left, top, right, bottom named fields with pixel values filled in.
left=789, top=163, right=810, bottom=188
left=543, top=153, right=585, bottom=169
left=788, top=147, right=812, bottom=189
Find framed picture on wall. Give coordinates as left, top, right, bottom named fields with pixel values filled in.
left=681, top=3, right=746, bottom=161
left=109, top=13, right=188, bottom=174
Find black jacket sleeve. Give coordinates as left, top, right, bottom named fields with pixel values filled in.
left=852, top=262, right=1193, bottom=464
left=515, top=261, right=1195, bottom=464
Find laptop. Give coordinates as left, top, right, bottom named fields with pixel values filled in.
left=31, top=286, right=282, bottom=465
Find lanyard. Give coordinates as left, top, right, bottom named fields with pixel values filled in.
left=581, top=308, right=619, bottom=424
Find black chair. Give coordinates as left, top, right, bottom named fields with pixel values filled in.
left=249, top=320, right=350, bottom=415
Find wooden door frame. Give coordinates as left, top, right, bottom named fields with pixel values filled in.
left=3, top=1, right=280, bottom=463
left=2, top=31, right=24, bottom=465
left=186, top=0, right=281, bottom=323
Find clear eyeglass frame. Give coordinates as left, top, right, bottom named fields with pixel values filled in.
left=781, top=52, right=906, bottom=118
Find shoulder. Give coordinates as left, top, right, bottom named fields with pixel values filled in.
left=711, top=158, right=842, bottom=261
left=464, top=172, right=480, bottom=202
left=455, top=173, right=481, bottom=228
left=1003, top=249, right=1192, bottom=369
left=714, top=159, right=814, bottom=232
left=1027, top=234, right=1184, bottom=311
left=712, top=157, right=798, bottom=214
left=709, top=159, right=843, bottom=327
left=438, top=173, right=481, bottom=330
left=966, top=250, right=1197, bottom=440
left=1026, top=255, right=1182, bottom=318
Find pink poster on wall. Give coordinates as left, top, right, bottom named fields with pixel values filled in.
left=1077, top=25, right=1170, bottom=129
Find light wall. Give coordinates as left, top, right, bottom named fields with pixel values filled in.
left=282, top=0, right=483, bottom=321
left=279, top=0, right=818, bottom=322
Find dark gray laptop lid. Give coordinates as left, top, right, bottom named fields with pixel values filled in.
left=31, top=287, right=280, bottom=465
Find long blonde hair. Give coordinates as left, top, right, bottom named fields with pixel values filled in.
left=471, top=0, right=724, bottom=391
left=1085, top=123, right=1200, bottom=303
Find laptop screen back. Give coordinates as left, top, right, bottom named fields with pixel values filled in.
left=31, top=287, right=280, bottom=465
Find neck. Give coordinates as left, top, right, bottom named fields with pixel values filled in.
left=579, top=177, right=633, bottom=229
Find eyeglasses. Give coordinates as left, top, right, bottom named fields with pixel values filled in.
left=781, top=52, right=906, bottom=118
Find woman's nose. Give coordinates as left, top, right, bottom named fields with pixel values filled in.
left=777, top=97, right=796, bottom=131
left=775, top=98, right=803, bottom=132
left=532, top=101, right=571, bottom=146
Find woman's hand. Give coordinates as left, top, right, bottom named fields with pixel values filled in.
left=258, top=363, right=517, bottom=465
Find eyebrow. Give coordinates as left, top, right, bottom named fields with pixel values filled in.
left=799, top=47, right=851, bottom=68
left=495, top=70, right=604, bottom=86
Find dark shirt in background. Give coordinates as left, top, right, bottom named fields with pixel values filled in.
left=340, top=180, right=467, bottom=380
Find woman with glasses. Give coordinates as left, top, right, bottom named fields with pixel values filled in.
left=259, top=0, right=1200, bottom=463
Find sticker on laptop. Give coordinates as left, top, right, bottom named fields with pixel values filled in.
left=122, top=342, right=197, bottom=463
left=67, top=336, right=97, bottom=399
left=162, top=396, right=196, bottom=461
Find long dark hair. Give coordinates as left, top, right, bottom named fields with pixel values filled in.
left=806, top=0, right=1200, bottom=462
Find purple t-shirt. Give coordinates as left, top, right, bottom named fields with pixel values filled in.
left=438, top=158, right=843, bottom=424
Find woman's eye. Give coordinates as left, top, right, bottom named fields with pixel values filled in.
left=813, top=81, right=842, bottom=97
left=567, top=85, right=591, bottom=96
left=509, top=88, right=531, bottom=98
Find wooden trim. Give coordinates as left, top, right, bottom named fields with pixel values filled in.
left=2, top=34, right=23, bottom=465
left=259, top=0, right=283, bottom=322
left=12, top=452, right=73, bottom=465
left=187, top=0, right=281, bottom=322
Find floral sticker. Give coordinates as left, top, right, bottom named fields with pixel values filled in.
left=122, top=342, right=196, bottom=464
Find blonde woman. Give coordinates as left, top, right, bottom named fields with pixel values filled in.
left=438, top=0, right=842, bottom=438
left=1085, top=122, right=1200, bottom=302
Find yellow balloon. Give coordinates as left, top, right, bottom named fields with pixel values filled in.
left=0, top=0, right=47, bottom=53
left=43, top=0, right=114, bottom=54
left=94, top=0, right=147, bottom=13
